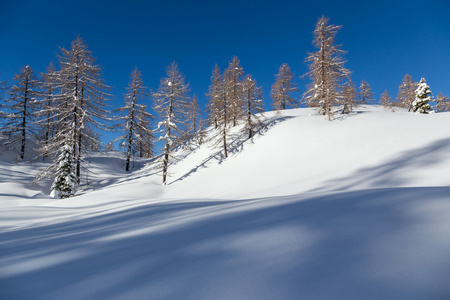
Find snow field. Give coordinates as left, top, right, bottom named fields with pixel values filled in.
left=1, top=106, right=450, bottom=299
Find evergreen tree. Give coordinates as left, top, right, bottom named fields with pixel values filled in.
left=341, top=80, right=357, bottom=114
left=2, top=65, right=40, bottom=159
left=224, top=56, right=244, bottom=126
left=413, top=78, right=433, bottom=114
left=271, top=63, right=298, bottom=111
left=357, top=80, right=374, bottom=105
left=435, top=92, right=450, bottom=112
left=153, top=61, right=190, bottom=184
left=397, top=74, right=416, bottom=111
left=115, top=67, right=154, bottom=171
left=303, top=16, right=350, bottom=121
left=50, top=143, right=77, bottom=198
left=242, top=75, right=264, bottom=138
left=380, top=89, right=394, bottom=111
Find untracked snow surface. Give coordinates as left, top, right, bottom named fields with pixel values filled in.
left=1, top=106, right=450, bottom=299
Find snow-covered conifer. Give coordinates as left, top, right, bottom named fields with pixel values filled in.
left=303, top=16, right=350, bottom=121
left=50, top=143, right=77, bottom=198
left=242, top=75, right=264, bottom=138
left=2, top=65, right=40, bottom=159
left=341, top=80, right=357, bottom=114
left=152, top=61, right=190, bottom=184
left=224, top=56, right=244, bottom=126
left=115, top=67, right=154, bottom=171
left=271, top=63, right=298, bottom=111
left=397, top=74, right=416, bottom=111
left=413, top=78, right=433, bottom=114
left=435, top=92, right=450, bottom=112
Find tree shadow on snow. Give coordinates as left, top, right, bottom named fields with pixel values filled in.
left=309, top=137, right=450, bottom=193
left=169, top=115, right=295, bottom=185
left=1, top=187, right=450, bottom=299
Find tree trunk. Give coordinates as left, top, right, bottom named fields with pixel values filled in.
left=223, top=127, right=228, bottom=158
left=125, top=94, right=136, bottom=172
left=125, top=155, right=131, bottom=172
left=20, top=77, right=29, bottom=159
left=248, top=92, right=252, bottom=139
left=162, top=142, right=169, bottom=184
left=223, top=93, right=228, bottom=158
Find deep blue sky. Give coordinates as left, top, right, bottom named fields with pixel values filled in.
left=1, top=0, right=449, bottom=143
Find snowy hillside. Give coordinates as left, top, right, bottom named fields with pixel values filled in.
left=1, top=106, right=450, bottom=299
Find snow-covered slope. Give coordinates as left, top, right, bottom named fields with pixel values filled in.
left=165, top=106, right=450, bottom=199
left=1, top=106, right=450, bottom=300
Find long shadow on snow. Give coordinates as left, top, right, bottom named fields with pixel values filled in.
left=1, top=187, right=449, bottom=299
left=309, top=137, right=450, bottom=193
left=169, top=115, right=295, bottom=185
left=75, top=155, right=161, bottom=195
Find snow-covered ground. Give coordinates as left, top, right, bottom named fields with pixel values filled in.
left=1, top=106, right=450, bottom=299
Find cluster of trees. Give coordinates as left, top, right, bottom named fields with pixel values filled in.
left=1, top=37, right=112, bottom=197
left=301, top=16, right=448, bottom=118
left=1, top=17, right=449, bottom=197
left=206, top=57, right=264, bottom=162
left=0, top=38, right=270, bottom=192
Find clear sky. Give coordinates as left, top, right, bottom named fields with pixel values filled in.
left=1, top=0, right=449, bottom=142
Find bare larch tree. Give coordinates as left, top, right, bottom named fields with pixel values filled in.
left=397, top=74, right=417, bottom=111
left=341, top=79, right=357, bottom=114
left=115, top=67, right=154, bottom=171
left=153, top=61, right=190, bottom=184
left=2, top=65, right=39, bottom=159
left=206, top=64, right=229, bottom=158
left=206, top=64, right=222, bottom=129
left=435, top=92, right=450, bottom=112
left=242, top=75, right=264, bottom=138
left=35, top=37, right=111, bottom=184
left=185, top=94, right=204, bottom=146
left=37, top=62, right=61, bottom=160
left=380, top=89, right=394, bottom=111
left=357, top=80, right=374, bottom=104
left=224, top=56, right=244, bottom=127
left=303, top=16, right=350, bottom=121
left=57, top=37, right=111, bottom=182
left=271, top=63, right=298, bottom=111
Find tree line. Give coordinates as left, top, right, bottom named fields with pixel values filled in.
left=1, top=17, right=449, bottom=197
